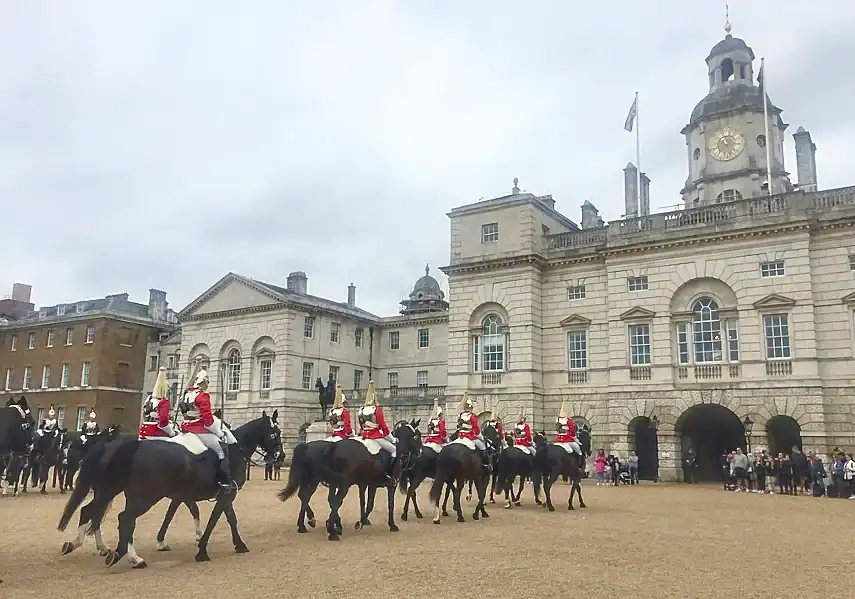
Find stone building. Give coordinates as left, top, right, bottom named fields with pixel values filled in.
left=440, top=26, right=855, bottom=481
left=0, top=288, right=177, bottom=433
left=145, top=267, right=449, bottom=452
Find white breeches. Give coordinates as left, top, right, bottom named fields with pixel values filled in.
left=567, top=441, right=581, bottom=455
left=375, top=436, right=396, bottom=457
left=474, top=437, right=486, bottom=451
left=221, top=424, right=237, bottom=444
left=160, top=423, right=177, bottom=437
left=195, top=433, right=225, bottom=459
left=529, top=445, right=537, bottom=456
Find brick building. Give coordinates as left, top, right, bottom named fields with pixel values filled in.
left=0, top=287, right=177, bottom=433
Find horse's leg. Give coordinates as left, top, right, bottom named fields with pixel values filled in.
left=475, top=475, right=490, bottom=519
left=466, top=478, right=473, bottom=502
left=155, top=499, right=182, bottom=551
left=328, top=485, right=349, bottom=541
left=385, top=482, right=399, bottom=532
left=105, top=496, right=158, bottom=569
left=514, top=477, right=525, bottom=506
left=52, top=462, right=58, bottom=489
left=364, top=485, right=377, bottom=525
left=401, top=486, right=413, bottom=521
left=194, top=500, right=226, bottom=562
left=442, top=482, right=452, bottom=516
left=453, top=476, right=465, bottom=522
left=61, top=498, right=110, bottom=556
left=187, top=501, right=203, bottom=540
left=304, top=480, right=318, bottom=527
left=544, top=471, right=559, bottom=511
left=38, top=462, right=48, bottom=494
left=222, top=499, right=249, bottom=553
left=355, top=485, right=367, bottom=531
left=503, top=473, right=513, bottom=509
left=296, top=480, right=319, bottom=533
left=575, top=472, right=586, bottom=508
left=489, top=470, right=497, bottom=503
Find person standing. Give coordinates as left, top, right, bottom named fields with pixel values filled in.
left=627, top=452, right=639, bottom=485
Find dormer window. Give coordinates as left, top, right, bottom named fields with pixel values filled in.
left=56, top=305, right=66, bottom=316
left=75, top=302, right=85, bottom=314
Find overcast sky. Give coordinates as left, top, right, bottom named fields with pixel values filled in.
left=2, top=1, right=854, bottom=317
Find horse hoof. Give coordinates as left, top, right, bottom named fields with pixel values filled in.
left=481, top=511, right=490, bottom=518
left=61, top=541, right=74, bottom=555
left=297, top=527, right=308, bottom=534
left=504, top=501, right=511, bottom=509
left=234, top=543, right=249, bottom=554
left=40, top=489, right=47, bottom=495
left=489, top=498, right=495, bottom=504
left=472, top=513, right=480, bottom=521
left=568, top=505, right=575, bottom=510
left=441, top=511, right=449, bottom=517
left=132, top=559, right=148, bottom=569
left=157, top=543, right=171, bottom=552
left=354, top=521, right=363, bottom=531
left=328, top=534, right=340, bottom=541
left=104, top=551, right=121, bottom=568
left=580, top=502, right=587, bottom=508
left=363, top=518, right=372, bottom=526
left=195, top=551, right=211, bottom=562
left=548, top=505, right=555, bottom=512
left=307, top=518, right=316, bottom=529
left=432, top=518, right=440, bottom=525
left=415, top=513, right=423, bottom=519
left=389, top=525, right=399, bottom=532
left=400, top=513, right=407, bottom=522
left=457, top=516, right=465, bottom=523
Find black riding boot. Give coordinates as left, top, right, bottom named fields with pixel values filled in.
left=216, top=450, right=235, bottom=491
left=384, top=453, right=397, bottom=486
left=479, top=449, right=492, bottom=473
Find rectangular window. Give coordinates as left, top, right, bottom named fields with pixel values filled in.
left=3, top=368, right=11, bottom=390
left=726, top=320, right=740, bottom=362
left=329, top=365, right=339, bottom=381
left=568, top=285, right=586, bottom=301
left=76, top=407, right=86, bottom=431
left=355, top=328, right=363, bottom=348
left=41, top=365, right=50, bottom=389
left=81, top=362, right=91, bottom=387
left=481, top=222, right=499, bottom=243
left=85, top=325, right=95, bottom=344
left=629, top=324, right=652, bottom=366
left=760, top=260, right=785, bottom=277
left=117, top=362, right=130, bottom=388
left=167, top=354, right=176, bottom=368
left=482, top=331, right=505, bottom=372
left=850, top=254, right=855, bottom=271
left=388, top=372, right=398, bottom=388
left=676, top=323, right=689, bottom=365
left=37, top=407, right=45, bottom=423
left=627, top=276, right=649, bottom=292
left=149, top=355, right=159, bottom=371
left=46, top=330, right=55, bottom=347
left=418, top=328, right=430, bottom=348
left=56, top=305, right=66, bottom=316
left=472, top=336, right=480, bottom=372
left=61, top=363, right=71, bottom=388
left=23, top=366, right=32, bottom=390
left=75, top=302, right=84, bottom=314
left=303, top=316, right=315, bottom=339
left=10, top=335, right=16, bottom=351
left=763, top=314, right=791, bottom=359
left=56, top=406, right=65, bottom=428
left=567, top=331, right=588, bottom=369
left=65, top=328, right=73, bottom=346
left=353, top=369, right=363, bottom=389
left=389, top=331, right=400, bottom=350
left=28, top=332, right=36, bottom=349
left=330, top=322, right=341, bottom=343
left=259, top=359, right=272, bottom=390
left=416, top=370, right=428, bottom=387
left=301, top=362, right=313, bottom=390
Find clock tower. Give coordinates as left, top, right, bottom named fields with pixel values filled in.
left=680, top=21, right=791, bottom=206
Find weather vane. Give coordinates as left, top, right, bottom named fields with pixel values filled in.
left=724, top=1, right=732, bottom=34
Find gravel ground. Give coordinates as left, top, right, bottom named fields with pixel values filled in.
left=0, top=477, right=850, bottom=598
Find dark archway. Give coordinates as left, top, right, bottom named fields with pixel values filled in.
left=766, top=416, right=802, bottom=456
left=677, top=404, right=746, bottom=482
left=628, top=417, right=659, bottom=480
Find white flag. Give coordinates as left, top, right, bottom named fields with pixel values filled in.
left=624, top=96, right=638, bottom=132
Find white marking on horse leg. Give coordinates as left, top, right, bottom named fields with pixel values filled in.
left=94, top=528, right=109, bottom=553
left=126, top=542, right=145, bottom=567
left=433, top=501, right=441, bottom=524
left=71, top=524, right=87, bottom=549
left=0, top=478, right=6, bottom=496
left=194, top=517, right=203, bottom=541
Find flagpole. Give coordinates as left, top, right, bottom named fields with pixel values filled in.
left=761, top=58, right=772, bottom=196
left=635, top=91, right=641, bottom=199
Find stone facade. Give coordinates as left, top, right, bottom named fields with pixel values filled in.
left=440, top=28, right=855, bottom=481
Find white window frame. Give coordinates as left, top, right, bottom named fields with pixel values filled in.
left=330, top=322, right=341, bottom=343
left=328, top=365, right=339, bottom=382
left=9, top=335, right=16, bottom=351
left=567, top=330, right=588, bottom=370
left=568, top=285, right=586, bottom=301
left=37, top=407, right=45, bottom=423
left=85, top=325, right=95, bottom=344
left=28, top=332, right=36, bottom=349
left=41, top=365, right=50, bottom=389
left=167, top=354, right=176, bottom=368
left=726, top=319, right=740, bottom=362
left=628, top=323, right=652, bottom=366
left=473, top=314, right=507, bottom=373
left=762, top=313, right=791, bottom=360
left=23, top=366, right=32, bottom=390
left=481, top=222, right=499, bottom=243
left=388, top=372, right=399, bottom=388
left=303, top=316, right=315, bottom=339
left=355, top=328, right=363, bottom=348
left=850, top=254, right=855, bottom=271
left=353, top=369, right=363, bottom=389
left=716, top=189, right=743, bottom=203
left=259, top=359, right=272, bottom=391
left=61, top=363, right=71, bottom=388
left=389, top=331, right=400, bottom=350
left=692, top=298, right=723, bottom=363
left=75, top=302, right=84, bottom=314
left=65, top=328, right=73, bottom=346
left=56, top=406, right=65, bottom=428
left=301, top=362, right=313, bottom=390
left=627, top=276, right=649, bottom=292
left=676, top=322, right=690, bottom=365
left=81, top=362, right=91, bottom=387
left=57, top=305, right=66, bottom=316
left=3, top=368, right=11, bottom=391
left=226, top=349, right=241, bottom=392
left=760, top=260, right=785, bottom=278
left=76, top=407, right=86, bottom=431
left=45, top=329, right=55, bottom=348
left=149, top=355, right=159, bottom=371
left=416, top=370, right=428, bottom=387
left=418, top=328, right=429, bottom=348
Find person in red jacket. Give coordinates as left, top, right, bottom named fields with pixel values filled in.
left=357, top=380, right=397, bottom=483
left=485, top=416, right=506, bottom=448
left=139, top=367, right=176, bottom=439
left=554, top=400, right=582, bottom=457
left=179, top=367, right=234, bottom=490
left=326, top=384, right=352, bottom=441
left=425, top=399, right=447, bottom=446
left=456, top=392, right=491, bottom=471
left=513, top=411, right=536, bottom=455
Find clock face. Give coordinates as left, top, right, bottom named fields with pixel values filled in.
left=708, top=127, right=745, bottom=161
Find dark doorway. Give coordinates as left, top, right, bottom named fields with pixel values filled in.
left=766, top=416, right=802, bottom=456
left=677, top=404, right=746, bottom=482
left=629, top=417, right=659, bottom=480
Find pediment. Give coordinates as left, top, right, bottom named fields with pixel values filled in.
left=619, top=306, right=655, bottom=321
left=752, top=293, right=796, bottom=310
left=180, top=273, right=283, bottom=318
left=559, top=314, right=592, bottom=328
left=254, top=348, right=276, bottom=359
left=842, top=291, right=855, bottom=306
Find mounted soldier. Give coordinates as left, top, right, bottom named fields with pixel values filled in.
left=81, top=408, right=100, bottom=443
left=357, top=380, right=397, bottom=483
left=326, top=384, right=353, bottom=441
left=425, top=399, right=447, bottom=447
left=139, top=366, right=176, bottom=439
left=456, top=392, right=491, bottom=471
left=485, top=414, right=506, bottom=448
left=178, top=368, right=235, bottom=490
left=37, top=405, right=59, bottom=437
left=513, top=410, right=535, bottom=455
left=554, top=400, right=582, bottom=459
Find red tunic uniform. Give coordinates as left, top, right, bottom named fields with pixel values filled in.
left=488, top=420, right=504, bottom=439
left=555, top=417, right=577, bottom=444
left=359, top=406, right=390, bottom=440
left=425, top=418, right=447, bottom=445
left=514, top=422, right=533, bottom=447
left=139, top=396, right=172, bottom=438
left=180, top=387, right=215, bottom=434
left=329, top=407, right=353, bottom=439
left=458, top=412, right=480, bottom=441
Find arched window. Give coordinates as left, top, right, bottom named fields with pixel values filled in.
left=472, top=314, right=507, bottom=372
left=692, top=298, right=722, bottom=363
left=720, top=58, right=734, bottom=82
left=226, top=348, right=241, bottom=392
left=715, top=189, right=743, bottom=203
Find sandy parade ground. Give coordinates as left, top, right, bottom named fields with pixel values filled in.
left=0, top=475, right=852, bottom=599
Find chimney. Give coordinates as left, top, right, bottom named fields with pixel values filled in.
left=623, top=162, right=639, bottom=218
left=793, top=126, right=818, bottom=192
left=148, top=289, right=168, bottom=320
left=11, top=283, right=31, bottom=303
left=580, top=201, right=601, bottom=229
left=287, top=271, right=308, bottom=294
left=639, top=172, right=651, bottom=217
left=347, top=283, right=356, bottom=307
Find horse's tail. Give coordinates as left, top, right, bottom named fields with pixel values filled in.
left=277, top=442, right=308, bottom=503
left=429, top=458, right=449, bottom=504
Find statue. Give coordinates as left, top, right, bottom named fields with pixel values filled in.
left=315, top=377, right=329, bottom=420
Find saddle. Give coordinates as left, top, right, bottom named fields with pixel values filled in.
left=144, top=433, right=209, bottom=456
left=450, top=437, right=475, bottom=451
left=510, top=445, right=532, bottom=456
left=553, top=442, right=581, bottom=456
left=354, top=438, right=383, bottom=455
left=423, top=442, right=445, bottom=454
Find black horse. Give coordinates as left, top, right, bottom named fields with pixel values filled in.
left=428, top=434, right=491, bottom=524
left=496, top=438, right=538, bottom=510
left=1, top=396, right=35, bottom=497
left=58, top=410, right=281, bottom=567
left=531, top=429, right=591, bottom=511
left=398, top=420, right=460, bottom=522
left=31, top=427, right=70, bottom=494
left=59, top=425, right=120, bottom=492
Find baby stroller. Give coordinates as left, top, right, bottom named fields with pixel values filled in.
left=617, top=462, right=632, bottom=485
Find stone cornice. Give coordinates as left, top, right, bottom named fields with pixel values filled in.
left=440, top=254, right=546, bottom=276
left=377, top=314, right=449, bottom=328
left=753, top=293, right=796, bottom=310
left=0, top=311, right=174, bottom=332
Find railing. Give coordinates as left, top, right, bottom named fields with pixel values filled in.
left=568, top=370, right=587, bottom=384
left=343, top=386, right=447, bottom=401
left=481, top=372, right=503, bottom=386
left=629, top=367, right=652, bottom=381
left=765, top=361, right=792, bottom=376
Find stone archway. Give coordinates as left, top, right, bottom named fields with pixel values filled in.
left=766, top=415, right=802, bottom=456
left=676, top=403, right=746, bottom=482
left=628, top=416, right=659, bottom=481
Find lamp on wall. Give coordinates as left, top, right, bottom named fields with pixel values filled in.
left=649, top=414, right=659, bottom=431
left=742, top=415, right=754, bottom=435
